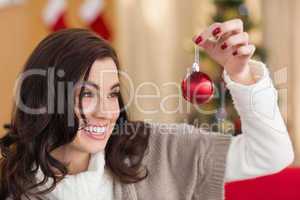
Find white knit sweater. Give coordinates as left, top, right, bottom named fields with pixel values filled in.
left=36, top=150, right=113, bottom=200
left=35, top=60, right=294, bottom=200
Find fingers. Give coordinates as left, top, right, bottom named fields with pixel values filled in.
left=219, top=19, right=244, bottom=38
left=219, top=32, right=249, bottom=50
left=193, top=19, right=244, bottom=47
left=218, top=30, right=255, bottom=57
left=233, top=44, right=256, bottom=57
left=193, top=19, right=255, bottom=59
left=193, top=22, right=221, bottom=45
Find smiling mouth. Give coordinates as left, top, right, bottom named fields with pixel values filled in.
left=79, top=124, right=109, bottom=140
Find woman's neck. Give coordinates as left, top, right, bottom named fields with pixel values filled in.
left=51, top=145, right=91, bottom=175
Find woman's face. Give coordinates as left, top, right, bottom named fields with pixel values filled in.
left=71, top=57, right=120, bottom=154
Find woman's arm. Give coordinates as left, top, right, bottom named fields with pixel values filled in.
left=224, top=60, right=294, bottom=182
left=193, top=19, right=294, bottom=183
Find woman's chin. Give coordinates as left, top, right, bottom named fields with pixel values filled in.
left=77, top=129, right=111, bottom=153
left=80, top=141, right=107, bottom=154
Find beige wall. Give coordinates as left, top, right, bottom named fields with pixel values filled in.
left=262, top=0, right=300, bottom=165
left=115, top=0, right=195, bottom=123
left=0, top=0, right=46, bottom=136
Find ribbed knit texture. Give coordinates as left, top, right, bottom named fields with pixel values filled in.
left=113, top=123, right=232, bottom=200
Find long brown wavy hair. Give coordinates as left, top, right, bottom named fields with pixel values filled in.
left=0, top=29, right=150, bottom=200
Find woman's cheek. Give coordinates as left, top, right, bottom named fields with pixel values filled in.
left=81, top=98, right=98, bottom=114
left=113, top=101, right=120, bottom=120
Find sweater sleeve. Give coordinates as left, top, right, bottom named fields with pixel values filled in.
left=223, top=60, right=294, bottom=182
left=136, top=123, right=232, bottom=200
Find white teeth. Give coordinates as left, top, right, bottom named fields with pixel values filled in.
left=84, top=126, right=106, bottom=134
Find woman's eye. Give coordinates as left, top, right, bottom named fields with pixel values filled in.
left=82, top=91, right=94, bottom=98
left=109, top=91, right=120, bottom=98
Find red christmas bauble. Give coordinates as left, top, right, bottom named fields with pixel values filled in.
left=181, top=71, right=214, bottom=104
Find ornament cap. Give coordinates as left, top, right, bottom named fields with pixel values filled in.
left=192, top=45, right=201, bottom=72
left=192, top=62, right=200, bottom=72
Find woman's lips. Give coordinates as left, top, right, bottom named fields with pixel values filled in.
left=80, top=125, right=108, bottom=141
left=83, top=130, right=106, bottom=140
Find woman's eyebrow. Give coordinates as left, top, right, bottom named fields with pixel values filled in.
left=84, top=81, right=100, bottom=90
left=111, top=83, right=120, bottom=90
left=83, top=81, right=119, bottom=90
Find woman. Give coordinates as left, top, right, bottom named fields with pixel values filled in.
left=0, top=19, right=294, bottom=200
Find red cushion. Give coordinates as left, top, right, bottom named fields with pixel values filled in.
left=225, top=168, right=300, bottom=200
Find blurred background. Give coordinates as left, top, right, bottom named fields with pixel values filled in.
left=0, top=0, right=300, bottom=166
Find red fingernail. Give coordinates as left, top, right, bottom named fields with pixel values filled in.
left=212, top=27, right=221, bottom=36
left=233, top=51, right=238, bottom=56
left=194, top=36, right=203, bottom=44
left=221, top=43, right=228, bottom=50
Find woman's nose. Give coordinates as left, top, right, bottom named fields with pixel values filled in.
left=93, top=98, right=115, bottom=119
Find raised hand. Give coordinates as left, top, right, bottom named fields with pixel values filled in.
left=193, top=19, right=256, bottom=85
